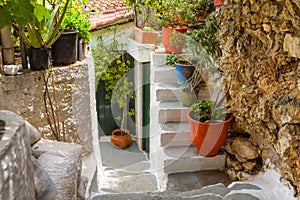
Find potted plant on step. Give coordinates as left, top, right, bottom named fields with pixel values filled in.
left=187, top=93, right=233, bottom=156
left=155, top=0, right=190, bottom=54
left=19, top=0, right=70, bottom=70
left=126, top=0, right=159, bottom=44
left=166, top=53, right=195, bottom=83
left=180, top=69, right=204, bottom=106
left=92, top=35, right=135, bottom=149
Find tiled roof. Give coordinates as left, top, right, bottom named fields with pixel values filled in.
left=86, top=0, right=133, bottom=29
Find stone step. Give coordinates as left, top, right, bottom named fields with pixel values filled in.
left=154, top=66, right=176, bottom=83
left=151, top=52, right=168, bottom=66
left=158, top=101, right=190, bottom=123
left=163, top=146, right=225, bottom=174
left=160, top=122, right=192, bottom=147
left=99, top=173, right=158, bottom=194
left=151, top=52, right=194, bottom=66
left=156, top=83, right=181, bottom=102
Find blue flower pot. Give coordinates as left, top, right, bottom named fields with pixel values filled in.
left=175, top=63, right=195, bottom=83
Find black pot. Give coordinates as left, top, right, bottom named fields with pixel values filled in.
left=52, top=30, right=78, bottom=66
left=28, top=47, right=50, bottom=70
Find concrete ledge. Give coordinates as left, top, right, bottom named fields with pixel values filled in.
left=127, top=38, right=155, bottom=62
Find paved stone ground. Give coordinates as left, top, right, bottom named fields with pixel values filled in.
left=93, top=140, right=297, bottom=200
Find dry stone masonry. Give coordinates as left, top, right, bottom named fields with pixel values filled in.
left=219, top=0, right=300, bottom=196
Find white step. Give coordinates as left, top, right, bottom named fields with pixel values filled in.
left=151, top=52, right=195, bottom=66
left=163, top=146, right=225, bottom=174
left=151, top=52, right=168, bottom=66
left=158, top=101, right=190, bottom=123
left=154, top=66, right=176, bottom=83
left=160, top=122, right=192, bottom=147
left=156, top=83, right=181, bottom=101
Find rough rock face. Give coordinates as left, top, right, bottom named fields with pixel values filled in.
left=219, top=0, right=300, bottom=195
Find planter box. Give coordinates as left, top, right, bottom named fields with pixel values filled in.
left=134, top=26, right=159, bottom=44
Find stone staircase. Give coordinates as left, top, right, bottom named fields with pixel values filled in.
left=150, top=52, right=225, bottom=177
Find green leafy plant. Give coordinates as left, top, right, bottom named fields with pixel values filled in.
left=92, top=30, right=135, bottom=134
left=190, top=93, right=230, bottom=123
left=187, top=15, right=221, bottom=59
left=61, top=0, right=92, bottom=42
left=19, top=0, right=70, bottom=48
left=155, top=0, right=214, bottom=28
left=125, top=0, right=159, bottom=27
left=166, top=53, right=193, bottom=66
left=0, top=0, right=35, bottom=29
left=166, top=53, right=179, bottom=66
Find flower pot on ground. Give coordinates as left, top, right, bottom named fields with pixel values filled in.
left=51, top=29, right=78, bottom=66
left=162, top=27, right=187, bottom=54
left=188, top=99, right=232, bottom=156
left=134, top=26, right=159, bottom=44
left=111, top=128, right=132, bottom=149
left=28, top=47, right=51, bottom=70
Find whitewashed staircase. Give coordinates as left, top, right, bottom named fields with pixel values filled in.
left=150, top=52, right=226, bottom=178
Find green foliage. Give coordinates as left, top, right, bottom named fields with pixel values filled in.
left=187, top=15, right=221, bottom=59
left=92, top=37, right=131, bottom=100
left=0, top=0, right=35, bottom=29
left=61, top=0, right=92, bottom=42
left=125, top=0, right=158, bottom=27
left=19, top=0, right=70, bottom=48
left=190, top=94, right=230, bottom=122
left=166, top=53, right=179, bottom=66
left=92, top=31, right=135, bottom=129
left=155, top=0, right=214, bottom=27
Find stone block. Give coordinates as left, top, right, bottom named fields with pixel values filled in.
left=33, top=139, right=83, bottom=200
left=283, top=34, right=300, bottom=58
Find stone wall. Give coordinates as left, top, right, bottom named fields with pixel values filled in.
left=219, top=0, right=300, bottom=195
left=0, top=54, right=97, bottom=155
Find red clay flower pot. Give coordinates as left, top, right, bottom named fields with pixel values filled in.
left=162, top=27, right=188, bottom=54
left=187, top=111, right=233, bottom=157
left=134, top=26, right=159, bottom=44
left=111, top=128, right=132, bottom=149
left=214, top=0, right=224, bottom=8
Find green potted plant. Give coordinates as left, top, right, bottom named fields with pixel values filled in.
left=60, top=0, right=92, bottom=61
left=155, top=0, right=189, bottom=53
left=180, top=69, right=204, bottom=106
left=92, top=36, right=135, bottom=149
left=166, top=53, right=195, bottom=83
left=126, top=0, right=159, bottom=44
left=187, top=94, right=233, bottom=157
left=19, top=0, right=70, bottom=70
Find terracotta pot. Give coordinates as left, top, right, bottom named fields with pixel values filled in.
left=187, top=111, right=233, bottom=157
left=214, top=0, right=224, bottom=8
left=162, top=27, right=188, bottom=54
left=111, top=128, right=132, bottom=149
left=134, top=26, right=159, bottom=44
